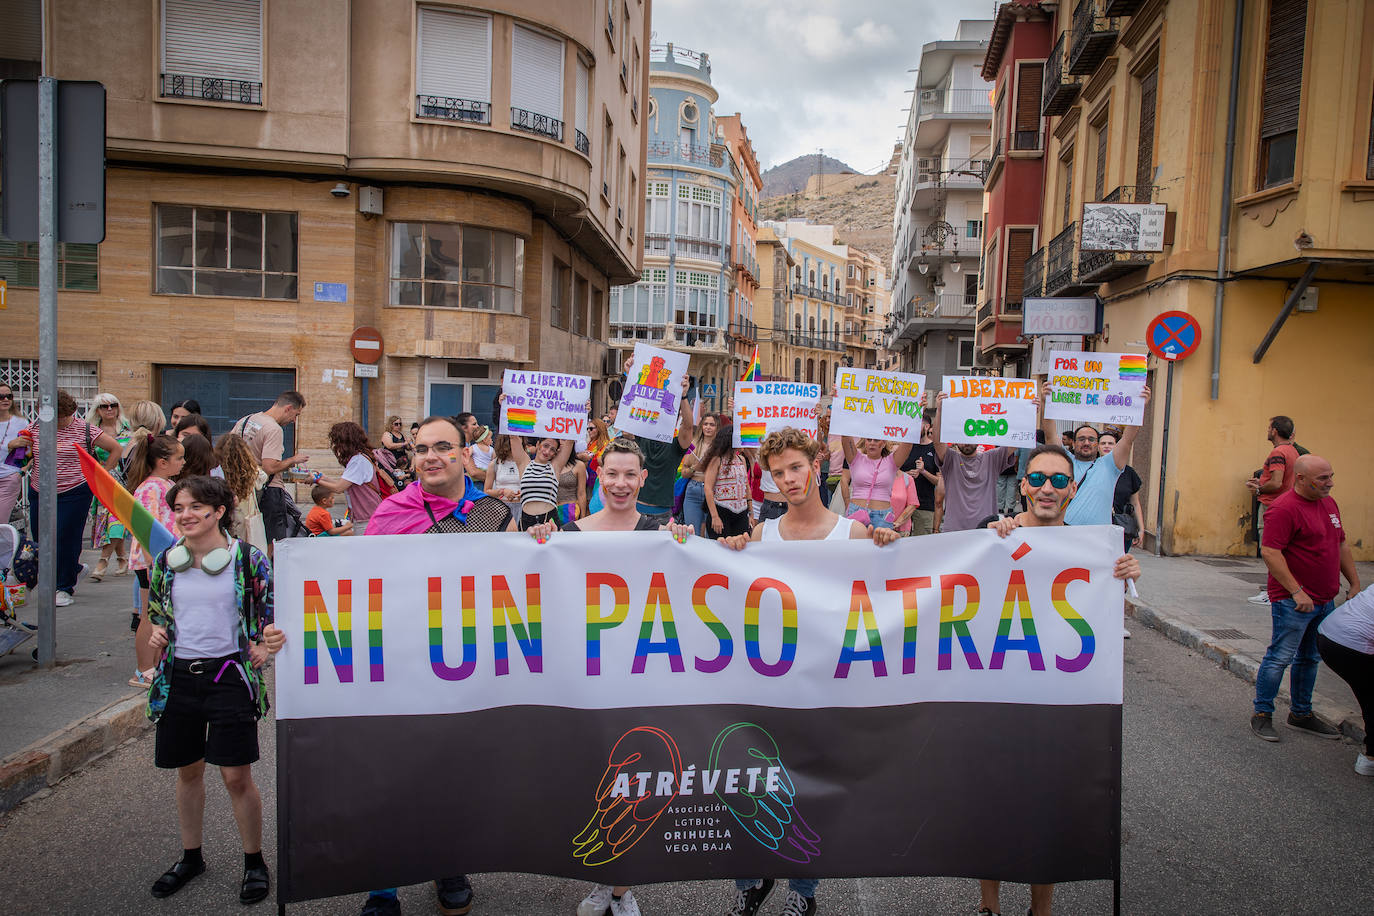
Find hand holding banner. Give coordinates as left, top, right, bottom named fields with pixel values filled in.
left=940, top=376, right=1038, bottom=447
left=1043, top=351, right=1147, bottom=427
left=500, top=369, right=591, bottom=441
left=830, top=367, right=926, bottom=443
left=616, top=344, right=689, bottom=443
left=732, top=380, right=820, bottom=447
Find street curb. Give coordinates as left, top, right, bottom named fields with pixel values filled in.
left=0, top=691, right=151, bottom=815
left=1126, top=596, right=1366, bottom=746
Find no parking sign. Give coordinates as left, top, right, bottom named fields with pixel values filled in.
left=1146, top=311, right=1201, bottom=361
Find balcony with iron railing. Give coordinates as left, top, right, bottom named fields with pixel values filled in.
left=1042, top=31, right=1081, bottom=117
left=1013, top=128, right=1044, bottom=152
left=1043, top=222, right=1098, bottom=297
left=1078, top=185, right=1156, bottom=283
left=510, top=107, right=563, bottom=141
left=1068, top=0, right=1120, bottom=76
left=728, top=317, right=759, bottom=343
left=575, top=128, right=590, bottom=155
left=1024, top=246, right=1047, bottom=299
left=416, top=95, right=491, bottom=124
left=647, top=139, right=727, bottom=168
left=1104, top=0, right=1146, bottom=12
left=161, top=73, right=262, bottom=105
left=915, top=88, right=995, bottom=119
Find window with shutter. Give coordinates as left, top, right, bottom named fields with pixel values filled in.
left=1004, top=228, right=1035, bottom=307
left=416, top=8, right=491, bottom=123
left=1135, top=68, right=1157, bottom=198
left=1094, top=119, right=1109, bottom=201
left=1062, top=156, right=1075, bottom=227
left=574, top=60, right=590, bottom=153
left=1258, top=0, right=1306, bottom=188
left=161, top=0, right=262, bottom=104
left=1015, top=62, right=1044, bottom=150
left=0, top=0, right=41, bottom=78
left=511, top=25, right=564, bottom=141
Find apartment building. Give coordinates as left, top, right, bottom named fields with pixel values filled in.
left=752, top=226, right=795, bottom=381
left=0, top=0, right=649, bottom=448
left=844, top=248, right=886, bottom=371
left=607, top=42, right=735, bottom=412
left=888, top=19, right=994, bottom=391
left=1017, top=0, right=1374, bottom=557
left=719, top=114, right=762, bottom=377
left=766, top=220, right=848, bottom=385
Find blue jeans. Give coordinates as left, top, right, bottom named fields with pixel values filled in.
left=1254, top=597, right=1336, bottom=715
left=682, top=479, right=707, bottom=534
left=736, top=878, right=820, bottom=899
left=29, top=483, right=93, bottom=594
left=846, top=503, right=894, bottom=530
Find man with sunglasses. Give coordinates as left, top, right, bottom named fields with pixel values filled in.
left=1039, top=385, right=1150, bottom=528
left=976, top=442, right=1140, bottom=916
left=357, top=415, right=514, bottom=916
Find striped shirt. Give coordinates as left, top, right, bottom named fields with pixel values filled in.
left=24, top=420, right=99, bottom=493
left=519, top=461, right=560, bottom=508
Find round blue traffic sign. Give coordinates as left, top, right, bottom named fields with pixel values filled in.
left=1146, top=311, right=1201, bottom=361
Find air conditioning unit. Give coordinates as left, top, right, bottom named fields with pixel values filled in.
left=917, top=157, right=940, bottom=184
left=920, top=90, right=938, bottom=104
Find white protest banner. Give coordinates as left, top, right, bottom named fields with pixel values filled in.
left=615, top=344, right=688, bottom=443
left=273, top=527, right=1124, bottom=901
left=831, top=367, right=926, bottom=442
left=940, top=376, right=1039, bottom=448
left=732, top=380, right=820, bottom=447
left=500, top=369, right=591, bottom=441
left=1043, top=351, right=1147, bottom=427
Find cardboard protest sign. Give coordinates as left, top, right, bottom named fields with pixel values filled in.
left=941, top=376, right=1038, bottom=448
left=732, top=380, right=820, bottom=447
left=500, top=369, right=591, bottom=441
left=1043, top=351, right=1147, bottom=427
left=274, top=527, right=1124, bottom=901
left=831, top=367, right=926, bottom=442
left=615, top=344, right=688, bottom=443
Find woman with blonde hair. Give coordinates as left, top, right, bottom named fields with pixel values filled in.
left=215, top=433, right=268, bottom=554
left=88, top=392, right=134, bottom=580
left=379, top=415, right=412, bottom=478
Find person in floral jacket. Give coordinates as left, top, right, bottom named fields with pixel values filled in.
left=144, top=475, right=284, bottom=906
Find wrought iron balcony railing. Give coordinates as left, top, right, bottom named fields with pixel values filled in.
left=160, top=73, right=261, bottom=105
left=1013, top=129, right=1043, bottom=151
left=1068, top=0, right=1120, bottom=76
left=575, top=129, right=590, bottom=155
left=1024, top=246, right=1046, bottom=299
left=510, top=107, right=563, bottom=141
left=1042, top=32, right=1081, bottom=117
left=416, top=95, right=491, bottom=124
left=1044, top=222, right=1087, bottom=295
left=646, top=140, right=726, bottom=167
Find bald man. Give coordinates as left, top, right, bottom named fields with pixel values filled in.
left=1251, top=455, right=1362, bottom=742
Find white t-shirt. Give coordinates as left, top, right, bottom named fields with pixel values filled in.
left=760, top=469, right=780, bottom=494
left=1319, top=588, right=1374, bottom=655
left=471, top=444, right=494, bottom=472
left=341, top=453, right=376, bottom=486
left=0, top=415, right=28, bottom=478
left=171, top=559, right=241, bottom=659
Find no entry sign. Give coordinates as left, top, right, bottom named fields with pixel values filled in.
left=1146, top=311, right=1200, bottom=361
left=349, top=326, right=384, bottom=364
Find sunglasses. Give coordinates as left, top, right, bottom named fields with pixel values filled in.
left=1025, top=471, right=1072, bottom=489
left=0, top=393, right=12, bottom=399
left=98, top=403, right=119, bottom=408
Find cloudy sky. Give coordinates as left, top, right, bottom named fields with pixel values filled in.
left=649, top=0, right=975, bottom=173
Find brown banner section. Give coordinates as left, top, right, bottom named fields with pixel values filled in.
left=278, top=702, right=1121, bottom=905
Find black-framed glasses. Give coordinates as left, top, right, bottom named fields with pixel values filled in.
left=0, top=393, right=12, bottom=399
left=98, top=403, right=119, bottom=409
left=414, top=442, right=460, bottom=457
left=1026, top=471, right=1072, bottom=489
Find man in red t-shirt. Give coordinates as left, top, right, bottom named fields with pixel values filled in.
left=1250, top=454, right=1362, bottom=742
left=1244, top=415, right=1300, bottom=605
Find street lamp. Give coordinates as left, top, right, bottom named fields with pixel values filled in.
left=917, top=257, right=929, bottom=275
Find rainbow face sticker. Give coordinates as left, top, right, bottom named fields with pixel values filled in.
left=507, top=408, right=538, bottom=433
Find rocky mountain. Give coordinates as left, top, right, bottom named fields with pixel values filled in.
left=761, top=169, right=897, bottom=268
left=760, top=153, right=858, bottom=198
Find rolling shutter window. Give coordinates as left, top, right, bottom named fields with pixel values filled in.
left=162, top=0, right=262, bottom=82
left=1004, top=228, right=1035, bottom=304
left=1259, top=0, right=1306, bottom=140
left=1135, top=68, right=1157, bottom=195
left=1094, top=120, right=1108, bottom=201
left=575, top=59, right=589, bottom=137
left=1015, top=63, right=1044, bottom=132
left=511, top=25, right=564, bottom=122
left=416, top=8, right=491, bottom=104
left=0, top=0, right=41, bottom=62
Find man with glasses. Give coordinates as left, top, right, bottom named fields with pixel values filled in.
left=358, top=415, right=513, bottom=915
left=1040, top=385, right=1151, bottom=527
left=976, top=442, right=1141, bottom=916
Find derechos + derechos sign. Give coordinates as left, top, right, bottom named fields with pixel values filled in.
left=500, top=369, right=591, bottom=441
left=940, top=376, right=1039, bottom=448
left=273, top=527, right=1124, bottom=903
left=1043, top=351, right=1148, bottom=427
left=732, top=380, right=820, bottom=447
left=616, top=344, right=689, bottom=443
left=830, top=367, right=926, bottom=443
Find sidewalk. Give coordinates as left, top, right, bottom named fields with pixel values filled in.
left=0, top=545, right=152, bottom=812
left=1127, top=553, right=1372, bottom=744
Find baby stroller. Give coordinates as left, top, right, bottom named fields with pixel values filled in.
left=0, top=523, right=37, bottom=658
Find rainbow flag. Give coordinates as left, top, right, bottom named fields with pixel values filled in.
left=76, top=447, right=175, bottom=559
left=506, top=407, right=537, bottom=433
left=741, top=346, right=760, bottom=382
left=739, top=422, right=767, bottom=446
left=1118, top=354, right=1148, bottom=380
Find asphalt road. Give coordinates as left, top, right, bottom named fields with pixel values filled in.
left=3, top=626, right=1370, bottom=915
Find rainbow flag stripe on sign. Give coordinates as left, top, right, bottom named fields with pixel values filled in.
left=507, top=408, right=538, bottom=433
left=1118, top=354, right=1147, bottom=380
left=739, top=422, right=767, bottom=445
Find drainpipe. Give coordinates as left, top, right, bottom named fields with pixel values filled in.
left=1211, top=0, right=1245, bottom=400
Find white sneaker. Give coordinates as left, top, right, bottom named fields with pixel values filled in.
left=55, top=590, right=74, bottom=607
left=577, top=885, right=615, bottom=916
left=1246, top=591, right=1271, bottom=605
left=609, top=890, right=642, bottom=916
left=1356, top=754, right=1374, bottom=777
left=1123, top=628, right=1132, bottom=639
left=76, top=562, right=90, bottom=581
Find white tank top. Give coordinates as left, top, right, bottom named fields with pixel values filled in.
left=762, top=513, right=852, bottom=541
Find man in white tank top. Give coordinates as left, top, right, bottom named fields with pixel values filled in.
left=717, top=427, right=897, bottom=916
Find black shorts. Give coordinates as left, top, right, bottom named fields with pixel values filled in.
left=757, top=499, right=788, bottom=523
left=154, top=658, right=260, bottom=769
left=135, top=568, right=150, bottom=589
left=519, top=508, right=560, bottom=531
